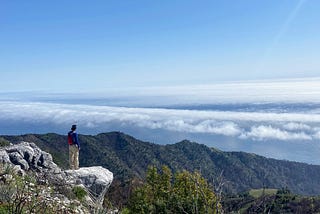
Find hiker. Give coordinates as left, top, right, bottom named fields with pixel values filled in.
left=68, top=124, right=80, bottom=170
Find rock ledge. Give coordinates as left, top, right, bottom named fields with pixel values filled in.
left=0, top=142, right=113, bottom=209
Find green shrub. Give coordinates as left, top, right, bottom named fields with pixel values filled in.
left=0, top=164, right=78, bottom=213
left=0, top=138, right=10, bottom=147
left=72, top=186, right=87, bottom=201
left=127, top=165, right=222, bottom=213
left=120, top=207, right=130, bottom=214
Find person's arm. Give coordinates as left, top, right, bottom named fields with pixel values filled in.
left=72, top=132, right=80, bottom=149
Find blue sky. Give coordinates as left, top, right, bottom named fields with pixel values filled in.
left=1, top=1, right=320, bottom=164
left=1, top=0, right=320, bottom=92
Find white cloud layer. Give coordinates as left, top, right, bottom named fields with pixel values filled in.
left=240, top=125, right=312, bottom=141
left=97, top=78, right=320, bottom=105
left=282, top=122, right=311, bottom=131
left=4, top=78, right=320, bottom=106
left=1, top=101, right=320, bottom=142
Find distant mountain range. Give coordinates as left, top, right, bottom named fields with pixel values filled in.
left=2, top=132, right=320, bottom=196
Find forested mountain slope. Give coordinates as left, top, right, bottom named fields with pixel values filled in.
left=2, top=132, right=320, bottom=195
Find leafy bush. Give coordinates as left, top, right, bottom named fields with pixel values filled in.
left=0, top=164, right=82, bottom=213
left=72, top=186, right=87, bottom=201
left=0, top=137, right=10, bottom=147
left=0, top=166, right=52, bottom=213
left=127, top=165, right=222, bottom=214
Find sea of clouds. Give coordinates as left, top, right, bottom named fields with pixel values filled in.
left=1, top=78, right=320, bottom=164
left=0, top=101, right=320, bottom=142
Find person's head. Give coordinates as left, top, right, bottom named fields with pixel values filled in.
left=71, top=124, right=77, bottom=131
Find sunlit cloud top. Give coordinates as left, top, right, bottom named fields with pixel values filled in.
left=1, top=100, right=320, bottom=142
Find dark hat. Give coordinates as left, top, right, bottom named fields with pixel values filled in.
left=71, top=124, right=77, bottom=130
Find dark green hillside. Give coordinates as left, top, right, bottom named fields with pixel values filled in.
left=3, top=132, right=320, bottom=196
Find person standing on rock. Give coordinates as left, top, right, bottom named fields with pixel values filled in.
left=68, top=124, right=80, bottom=170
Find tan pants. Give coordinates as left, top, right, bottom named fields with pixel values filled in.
left=69, top=144, right=79, bottom=170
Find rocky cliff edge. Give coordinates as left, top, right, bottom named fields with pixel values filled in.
left=0, top=142, right=113, bottom=212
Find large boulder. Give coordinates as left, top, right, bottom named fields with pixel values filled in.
left=65, top=166, right=113, bottom=206
left=1, top=142, right=61, bottom=174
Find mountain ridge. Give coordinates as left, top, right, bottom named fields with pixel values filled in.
left=2, top=131, right=320, bottom=196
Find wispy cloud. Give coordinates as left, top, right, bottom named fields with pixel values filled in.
left=1, top=101, right=320, bottom=141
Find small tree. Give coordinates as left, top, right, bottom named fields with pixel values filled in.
left=127, top=165, right=222, bottom=214
left=172, top=170, right=221, bottom=213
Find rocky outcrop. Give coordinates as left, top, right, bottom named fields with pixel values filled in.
left=65, top=166, right=113, bottom=206
left=0, top=142, right=61, bottom=175
left=0, top=142, right=113, bottom=211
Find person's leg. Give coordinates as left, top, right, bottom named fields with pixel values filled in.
left=74, top=148, right=79, bottom=170
left=70, top=145, right=78, bottom=170
left=69, top=145, right=75, bottom=170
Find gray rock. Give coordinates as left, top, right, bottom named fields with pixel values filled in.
left=8, top=151, right=29, bottom=170
left=0, top=141, right=113, bottom=210
left=4, top=142, right=61, bottom=174
left=65, top=166, right=113, bottom=206
left=0, top=150, right=10, bottom=164
left=6, top=142, right=34, bottom=160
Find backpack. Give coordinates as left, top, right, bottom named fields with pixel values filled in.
left=68, top=132, right=73, bottom=145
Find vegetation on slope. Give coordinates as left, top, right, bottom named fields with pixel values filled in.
left=85, top=133, right=320, bottom=195
left=223, top=188, right=320, bottom=213
left=0, top=164, right=88, bottom=213
left=125, top=165, right=222, bottom=214
left=3, top=131, right=320, bottom=208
